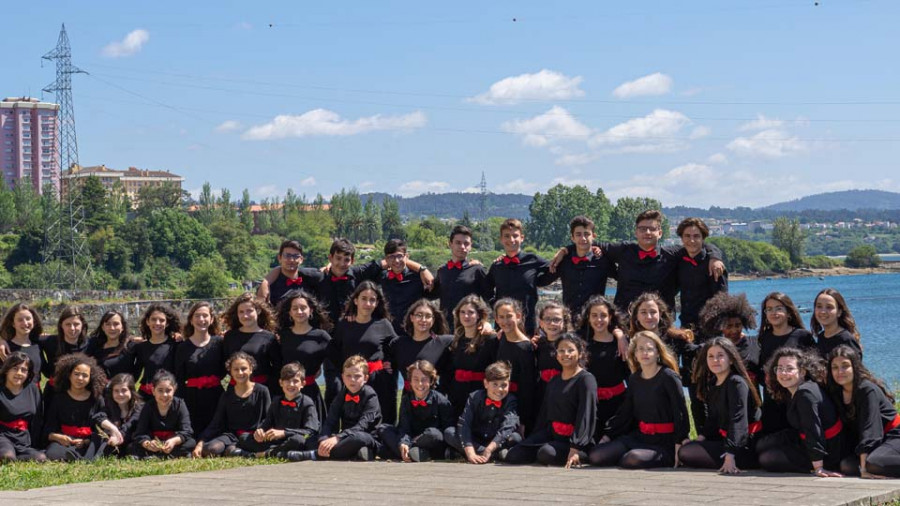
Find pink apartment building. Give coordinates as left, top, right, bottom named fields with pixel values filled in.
left=0, top=97, right=60, bottom=194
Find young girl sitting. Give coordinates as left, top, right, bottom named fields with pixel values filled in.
left=131, top=370, right=196, bottom=458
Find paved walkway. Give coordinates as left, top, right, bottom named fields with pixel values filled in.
left=2, top=462, right=899, bottom=506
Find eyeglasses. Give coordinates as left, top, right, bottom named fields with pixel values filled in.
left=412, top=313, right=434, bottom=320
left=282, top=254, right=302, bottom=261
left=636, top=226, right=659, bottom=233
left=764, top=306, right=787, bottom=314
left=542, top=317, right=564, bottom=324
left=386, top=253, right=406, bottom=261
left=775, top=366, right=799, bottom=374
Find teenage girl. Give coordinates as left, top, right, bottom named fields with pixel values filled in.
left=391, top=299, right=453, bottom=394
left=275, top=290, right=332, bottom=420
left=40, top=306, right=90, bottom=408
left=85, top=310, right=136, bottom=379
left=0, top=303, right=44, bottom=385
left=698, top=292, right=760, bottom=385
left=494, top=298, right=537, bottom=433
left=811, top=288, right=862, bottom=359
left=222, top=293, right=282, bottom=397
left=133, top=304, right=181, bottom=401
left=131, top=369, right=196, bottom=458
left=448, top=295, right=498, bottom=418
left=174, top=301, right=226, bottom=436
left=534, top=301, right=569, bottom=410
left=102, top=373, right=143, bottom=456
left=0, top=352, right=45, bottom=462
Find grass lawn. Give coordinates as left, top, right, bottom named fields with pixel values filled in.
left=0, top=456, right=284, bottom=491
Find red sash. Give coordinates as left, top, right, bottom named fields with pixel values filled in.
left=367, top=360, right=384, bottom=374
left=638, top=421, right=675, bottom=435
left=61, top=425, right=92, bottom=438
left=508, top=381, right=519, bottom=393
left=230, top=374, right=268, bottom=386
left=0, top=419, right=28, bottom=431
left=552, top=421, right=575, bottom=437
left=540, top=369, right=561, bottom=383
left=152, top=430, right=175, bottom=440
left=800, top=419, right=843, bottom=440
left=236, top=429, right=252, bottom=436
left=454, top=370, right=485, bottom=382
left=596, top=382, right=626, bottom=400
left=304, top=375, right=318, bottom=387
left=140, top=383, right=154, bottom=395
left=186, top=375, right=221, bottom=389
left=718, top=420, right=762, bottom=438
left=885, top=414, right=900, bottom=434
left=403, top=380, right=411, bottom=391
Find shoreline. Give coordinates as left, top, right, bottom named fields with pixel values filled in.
left=731, top=264, right=899, bottom=282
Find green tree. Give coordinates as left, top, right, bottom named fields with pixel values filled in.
left=381, top=196, right=405, bottom=240
left=209, top=219, right=256, bottom=279
left=0, top=179, right=15, bottom=233
left=5, top=228, right=44, bottom=270
left=240, top=189, right=254, bottom=233
left=136, top=183, right=190, bottom=216
left=845, top=244, right=880, bottom=268
left=11, top=179, right=43, bottom=231
left=363, top=196, right=381, bottom=244
left=122, top=217, right=153, bottom=271
left=609, top=196, right=667, bottom=241
left=186, top=256, right=231, bottom=298
left=79, top=176, right=113, bottom=233
left=195, top=182, right=216, bottom=226
left=707, top=237, right=791, bottom=273
left=145, top=209, right=216, bottom=269
left=527, top=184, right=613, bottom=247
left=771, top=217, right=806, bottom=266
left=406, top=224, right=442, bottom=249
left=218, top=188, right=238, bottom=222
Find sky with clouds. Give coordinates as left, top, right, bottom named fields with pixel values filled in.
left=4, top=1, right=900, bottom=208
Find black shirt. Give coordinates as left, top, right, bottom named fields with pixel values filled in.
left=547, top=250, right=614, bottom=317
left=677, top=247, right=728, bottom=328
left=264, top=394, right=319, bottom=439
left=397, top=388, right=454, bottom=446
left=268, top=268, right=324, bottom=309
left=320, top=384, right=382, bottom=439
left=133, top=397, right=194, bottom=443
left=699, top=374, right=761, bottom=454
left=458, top=389, right=519, bottom=447
left=431, top=260, right=489, bottom=326
left=200, top=383, right=271, bottom=441
left=315, top=262, right=382, bottom=323
left=0, top=382, right=42, bottom=448
left=606, top=368, right=689, bottom=445
left=534, top=369, right=597, bottom=448
left=485, top=252, right=554, bottom=334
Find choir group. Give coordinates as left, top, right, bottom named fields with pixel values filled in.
left=1, top=211, right=898, bottom=479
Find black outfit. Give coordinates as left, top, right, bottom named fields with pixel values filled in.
left=505, top=369, right=597, bottom=466
left=174, top=336, right=226, bottom=436
left=131, top=338, right=178, bottom=401
left=431, top=260, right=489, bottom=326
left=319, top=385, right=382, bottom=460
left=379, top=389, right=454, bottom=460
left=837, top=379, right=900, bottom=476
left=223, top=329, right=282, bottom=396
left=545, top=251, right=614, bottom=317
left=102, top=399, right=142, bottom=457
left=677, top=248, right=728, bottom=329
left=278, top=327, right=331, bottom=420
left=757, top=380, right=842, bottom=472
left=7, top=339, right=43, bottom=386
left=84, top=337, right=135, bottom=379
left=445, top=390, right=522, bottom=459
left=43, top=392, right=108, bottom=461
left=268, top=268, right=323, bottom=308
left=757, top=328, right=815, bottom=434
left=589, top=368, right=689, bottom=469
left=586, top=337, right=631, bottom=440
left=0, top=382, right=43, bottom=461
left=38, top=335, right=87, bottom=409
left=816, top=328, right=862, bottom=360
left=330, top=318, right=398, bottom=424
left=199, top=383, right=271, bottom=455
left=380, top=267, right=425, bottom=334
left=237, top=393, right=319, bottom=454
left=131, top=397, right=196, bottom=458
left=485, top=252, right=554, bottom=334
left=390, top=333, right=453, bottom=393
left=496, top=335, right=537, bottom=433
left=534, top=337, right=562, bottom=415
left=448, top=334, right=499, bottom=418
left=679, top=374, right=761, bottom=470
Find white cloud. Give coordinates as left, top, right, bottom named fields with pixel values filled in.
left=689, top=126, right=711, bottom=139
left=739, top=114, right=784, bottom=131
left=468, top=70, right=585, bottom=105
left=242, top=109, right=426, bottom=140
left=495, top=178, right=541, bottom=194
left=590, top=109, right=692, bottom=153
left=235, top=21, right=253, bottom=30
left=707, top=152, right=728, bottom=165
left=501, top=106, right=592, bottom=147
left=461, top=186, right=481, bottom=193
left=612, top=72, right=673, bottom=99
left=726, top=129, right=807, bottom=158
left=299, top=177, right=317, bottom=187
left=397, top=180, right=451, bottom=196
left=253, top=185, right=281, bottom=199
left=188, top=186, right=222, bottom=200
left=101, top=29, right=150, bottom=58
left=214, top=120, right=242, bottom=133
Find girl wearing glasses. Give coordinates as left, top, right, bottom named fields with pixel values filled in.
left=390, top=299, right=453, bottom=396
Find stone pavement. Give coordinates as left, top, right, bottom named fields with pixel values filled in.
left=1, top=461, right=899, bottom=506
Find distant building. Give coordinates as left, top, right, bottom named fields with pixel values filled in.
left=0, top=97, right=60, bottom=194
left=61, top=164, right=184, bottom=205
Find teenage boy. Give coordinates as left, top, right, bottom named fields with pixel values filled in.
left=430, top=225, right=489, bottom=327
left=380, top=239, right=429, bottom=334
left=257, top=240, right=324, bottom=308
left=543, top=216, right=614, bottom=317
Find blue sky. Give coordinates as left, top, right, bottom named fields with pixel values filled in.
left=4, top=1, right=899, bottom=208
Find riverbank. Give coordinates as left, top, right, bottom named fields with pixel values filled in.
left=731, top=263, right=900, bottom=282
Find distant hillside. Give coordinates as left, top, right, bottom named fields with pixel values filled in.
left=361, top=192, right=533, bottom=220
left=762, top=190, right=900, bottom=212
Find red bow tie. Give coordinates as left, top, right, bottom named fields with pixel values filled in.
left=388, top=271, right=404, bottom=281
left=502, top=256, right=520, bottom=265
left=411, top=399, right=428, bottom=407
left=285, top=276, right=303, bottom=287
left=571, top=255, right=588, bottom=265
left=485, top=398, right=502, bottom=408
left=638, top=249, right=657, bottom=260
left=447, top=260, right=463, bottom=270
left=345, top=394, right=360, bottom=403
left=682, top=255, right=698, bottom=266
left=281, top=400, right=297, bottom=407
left=331, top=275, right=348, bottom=282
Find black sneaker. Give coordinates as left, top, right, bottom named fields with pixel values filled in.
left=497, top=449, right=509, bottom=462
left=357, top=447, right=374, bottom=461
left=408, top=447, right=431, bottom=462
left=285, top=451, right=315, bottom=462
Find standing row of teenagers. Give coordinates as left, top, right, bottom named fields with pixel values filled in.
left=0, top=210, right=896, bottom=478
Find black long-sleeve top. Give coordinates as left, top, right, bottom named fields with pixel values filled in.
left=315, top=262, right=382, bottom=323
left=606, top=368, right=689, bottom=445
left=263, top=394, right=319, bottom=439
left=279, top=328, right=331, bottom=381
left=586, top=338, right=631, bottom=390
left=320, top=384, right=382, bottom=440
left=816, top=328, right=862, bottom=360
left=174, top=336, right=226, bottom=389
left=103, top=400, right=142, bottom=445
left=85, top=338, right=136, bottom=379
left=223, top=330, right=281, bottom=383
left=458, top=390, right=519, bottom=447
left=699, top=374, right=761, bottom=454
left=199, top=383, right=271, bottom=441
left=268, top=268, right=323, bottom=308
left=448, top=334, right=499, bottom=411
left=534, top=369, right=597, bottom=448
left=535, top=337, right=561, bottom=384
left=380, top=267, right=425, bottom=325
left=677, top=247, right=728, bottom=329
left=787, top=380, right=841, bottom=462
left=496, top=335, right=537, bottom=424
left=43, top=391, right=107, bottom=441
left=397, top=388, right=455, bottom=446
left=431, top=261, right=489, bottom=325
left=842, top=379, right=900, bottom=456
left=733, top=335, right=761, bottom=385
left=330, top=319, right=397, bottom=364
left=131, top=338, right=178, bottom=393
left=485, top=252, right=554, bottom=333
left=0, top=382, right=42, bottom=448
left=133, top=397, right=193, bottom=443
left=758, top=328, right=815, bottom=377
left=545, top=250, right=614, bottom=317
left=39, top=335, right=87, bottom=381
left=390, top=333, right=453, bottom=391
left=7, top=339, right=43, bottom=386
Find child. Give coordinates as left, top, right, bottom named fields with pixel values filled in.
left=317, top=355, right=383, bottom=461
left=543, top=216, right=614, bottom=317
left=44, top=353, right=124, bottom=461
left=505, top=334, right=597, bottom=467
left=133, top=303, right=181, bottom=401
left=445, top=361, right=522, bottom=464
left=380, top=239, right=428, bottom=334
left=194, top=352, right=271, bottom=457
left=39, top=306, right=90, bottom=408
left=0, top=303, right=44, bottom=386
left=811, top=288, right=862, bottom=359
left=257, top=239, right=324, bottom=308
left=485, top=218, right=553, bottom=335
left=575, top=296, right=630, bottom=440
left=379, top=360, right=454, bottom=462
left=448, top=295, right=499, bottom=417
left=174, top=301, right=226, bottom=436
left=494, top=298, right=537, bottom=433
left=238, top=362, right=319, bottom=461
left=698, top=292, right=760, bottom=385
left=275, top=290, right=332, bottom=421
left=0, top=352, right=45, bottom=462
left=589, top=331, right=690, bottom=469
left=679, top=337, right=762, bottom=473
left=131, top=370, right=196, bottom=458
left=391, top=299, right=453, bottom=393
left=222, top=293, right=281, bottom=397
left=676, top=217, right=728, bottom=330
left=85, top=310, right=136, bottom=379
left=430, top=225, right=489, bottom=327
left=102, top=373, right=143, bottom=457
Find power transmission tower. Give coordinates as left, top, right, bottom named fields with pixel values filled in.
left=475, top=172, right=493, bottom=250
left=41, top=24, right=93, bottom=289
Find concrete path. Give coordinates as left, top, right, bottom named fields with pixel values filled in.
left=1, top=461, right=899, bottom=506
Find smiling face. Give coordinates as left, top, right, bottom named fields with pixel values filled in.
left=720, top=317, right=743, bottom=342
left=494, top=304, right=521, bottom=335
left=386, top=251, right=407, bottom=274
left=763, top=298, right=788, bottom=328
left=500, top=229, right=524, bottom=255
left=539, top=307, right=565, bottom=340
left=484, top=378, right=510, bottom=402
left=229, top=358, right=252, bottom=385
left=775, top=356, right=803, bottom=391
left=830, top=356, right=854, bottom=389
left=706, top=345, right=732, bottom=377
left=589, top=304, right=611, bottom=337
left=636, top=301, right=660, bottom=332
left=153, top=380, right=176, bottom=408
left=814, top=293, right=841, bottom=329
left=5, top=361, right=29, bottom=389
left=13, top=310, right=34, bottom=338
left=148, top=311, right=168, bottom=338
left=680, top=225, right=704, bottom=257
left=449, top=233, right=472, bottom=262
left=409, top=368, right=433, bottom=399
left=354, top=289, right=379, bottom=319
left=571, top=226, right=594, bottom=254
left=280, top=372, right=304, bottom=399
left=191, top=307, right=212, bottom=334
left=237, top=302, right=258, bottom=328
left=70, top=363, right=91, bottom=392
left=555, top=339, right=580, bottom=370
left=410, top=304, right=435, bottom=336
left=111, top=382, right=132, bottom=406
left=278, top=247, right=303, bottom=275
left=290, top=297, right=311, bottom=326
left=342, top=365, right=368, bottom=394
left=457, top=303, right=480, bottom=331
left=103, top=314, right=124, bottom=341
left=635, top=219, right=662, bottom=250
left=61, top=316, right=83, bottom=341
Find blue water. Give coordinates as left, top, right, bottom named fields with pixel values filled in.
left=729, top=273, right=900, bottom=384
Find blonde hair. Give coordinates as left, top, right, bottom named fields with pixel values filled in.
left=627, top=330, right=680, bottom=376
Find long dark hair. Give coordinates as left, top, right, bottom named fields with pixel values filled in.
left=104, top=373, right=143, bottom=419
left=450, top=295, right=492, bottom=354
left=764, top=347, right=825, bottom=404
left=139, top=303, right=182, bottom=339
left=0, top=303, right=43, bottom=341
left=691, top=337, right=761, bottom=407
left=183, top=301, right=223, bottom=338
left=759, top=292, right=805, bottom=334
left=0, top=351, right=36, bottom=386
left=403, top=299, right=448, bottom=336
left=57, top=305, right=89, bottom=355
left=53, top=353, right=108, bottom=399
left=628, top=292, right=693, bottom=343
left=555, top=333, right=589, bottom=368
left=223, top=293, right=275, bottom=332
left=825, top=345, right=892, bottom=419
left=811, top=288, right=861, bottom=342
left=574, top=295, right=623, bottom=341
left=276, top=290, right=333, bottom=333
left=89, top=310, right=130, bottom=357
left=343, top=281, right=390, bottom=321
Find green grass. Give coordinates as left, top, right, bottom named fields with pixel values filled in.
left=0, top=456, right=284, bottom=491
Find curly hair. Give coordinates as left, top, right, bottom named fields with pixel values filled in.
left=0, top=351, right=36, bottom=385
left=342, top=281, right=390, bottom=321
left=0, top=303, right=43, bottom=342
left=89, top=310, right=130, bottom=357
left=811, top=288, right=861, bottom=342
left=825, top=345, right=892, bottom=419
left=276, top=290, right=333, bottom=333
left=537, top=300, right=572, bottom=337
left=403, top=299, right=448, bottom=337
left=699, top=292, right=758, bottom=338
left=139, top=303, right=182, bottom=340
left=53, top=353, right=107, bottom=399
left=691, top=337, right=761, bottom=407
left=222, top=293, right=275, bottom=332
left=555, top=333, right=589, bottom=369
left=574, top=295, right=623, bottom=341
left=183, top=301, right=222, bottom=338
left=764, top=347, right=825, bottom=404
left=759, top=292, right=806, bottom=334
left=450, top=295, right=492, bottom=354
left=628, top=292, right=693, bottom=343
left=226, top=351, right=258, bottom=375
